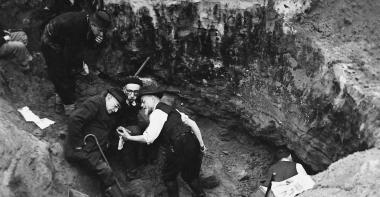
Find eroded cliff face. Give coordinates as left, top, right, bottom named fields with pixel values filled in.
left=91, top=0, right=380, bottom=172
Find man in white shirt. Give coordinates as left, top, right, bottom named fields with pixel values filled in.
left=160, top=87, right=206, bottom=152
left=117, top=87, right=206, bottom=197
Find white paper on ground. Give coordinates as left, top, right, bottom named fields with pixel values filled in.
left=271, top=174, right=315, bottom=197
left=17, top=106, right=55, bottom=129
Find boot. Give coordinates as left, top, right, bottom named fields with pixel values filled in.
left=104, top=184, right=124, bottom=197
left=64, top=104, right=76, bottom=116
left=164, top=181, right=179, bottom=197
left=188, top=179, right=206, bottom=197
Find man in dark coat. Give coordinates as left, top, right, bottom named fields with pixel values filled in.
left=253, top=147, right=308, bottom=197
left=110, top=76, right=147, bottom=180
left=64, top=88, right=126, bottom=197
left=117, top=87, right=205, bottom=197
left=265, top=147, right=307, bottom=185
left=41, top=10, right=111, bottom=114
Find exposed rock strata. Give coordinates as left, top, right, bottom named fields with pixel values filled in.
left=97, top=0, right=379, bottom=172
left=0, top=98, right=53, bottom=197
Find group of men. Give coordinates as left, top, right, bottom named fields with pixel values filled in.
left=0, top=6, right=207, bottom=197
left=63, top=76, right=207, bottom=197
left=1, top=6, right=311, bottom=197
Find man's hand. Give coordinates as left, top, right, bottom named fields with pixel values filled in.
left=200, top=145, right=207, bottom=153
left=81, top=61, right=90, bottom=76
left=116, top=126, right=132, bottom=140
left=3, top=35, right=11, bottom=42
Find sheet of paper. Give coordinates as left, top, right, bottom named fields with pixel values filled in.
left=271, top=174, right=315, bottom=197
left=18, top=106, right=55, bottom=129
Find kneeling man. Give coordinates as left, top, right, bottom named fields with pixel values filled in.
left=64, top=88, right=126, bottom=197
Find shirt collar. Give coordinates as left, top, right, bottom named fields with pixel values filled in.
left=280, top=158, right=291, bottom=162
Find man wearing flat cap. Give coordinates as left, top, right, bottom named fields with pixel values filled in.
left=41, top=10, right=112, bottom=115
left=64, top=88, right=125, bottom=197
left=117, top=87, right=206, bottom=197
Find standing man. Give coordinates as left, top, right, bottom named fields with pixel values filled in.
left=41, top=10, right=111, bottom=114
left=117, top=87, right=206, bottom=197
left=160, top=87, right=206, bottom=152
left=64, top=88, right=126, bottom=197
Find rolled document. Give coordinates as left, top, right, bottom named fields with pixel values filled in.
left=118, top=136, right=125, bottom=150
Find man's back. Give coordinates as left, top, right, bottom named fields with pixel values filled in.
left=267, top=160, right=297, bottom=183
left=67, top=93, right=118, bottom=150
left=155, top=102, right=192, bottom=146
left=45, top=11, right=90, bottom=46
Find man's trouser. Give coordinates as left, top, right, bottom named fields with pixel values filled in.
left=41, top=31, right=83, bottom=105
left=0, top=31, right=32, bottom=65
left=120, top=126, right=145, bottom=170
left=64, top=143, right=117, bottom=188
left=161, top=132, right=204, bottom=197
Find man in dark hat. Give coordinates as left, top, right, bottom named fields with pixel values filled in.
left=41, top=10, right=112, bottom=115
left=117, top=87, right=206, bottom=197
left=112, top=76, right=147, bottom=180
left=64, top=88, right=125, bottom=197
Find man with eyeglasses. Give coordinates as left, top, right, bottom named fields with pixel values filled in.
left=111, top=76, right=148, bottom=180
left=41, top=10, right=111, bottom=115
left=64, top=88, right=126, bottom=197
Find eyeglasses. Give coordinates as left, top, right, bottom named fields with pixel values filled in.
left=124, top=89, right=139, bottom=95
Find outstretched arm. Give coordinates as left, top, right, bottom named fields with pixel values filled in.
left=117, top=109, right=168, bottom=144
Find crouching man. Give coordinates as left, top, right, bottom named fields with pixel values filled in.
left=254, top=147, right=310, bottom=197
left=0, top=25, right=33, bottom=70
left=64, top=88, right=126, bottom=197
left=117, top=87, right=206, bottom=197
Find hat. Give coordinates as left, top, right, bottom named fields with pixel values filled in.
left=121, top=76, right=143, bottom=87
left=90, top=11, right=111, bottom=29
left=107, top=88, right=126, bottom=106
left=163, top=86, right=181, bottom=96
left=139, top=86, right=164, bottom=98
